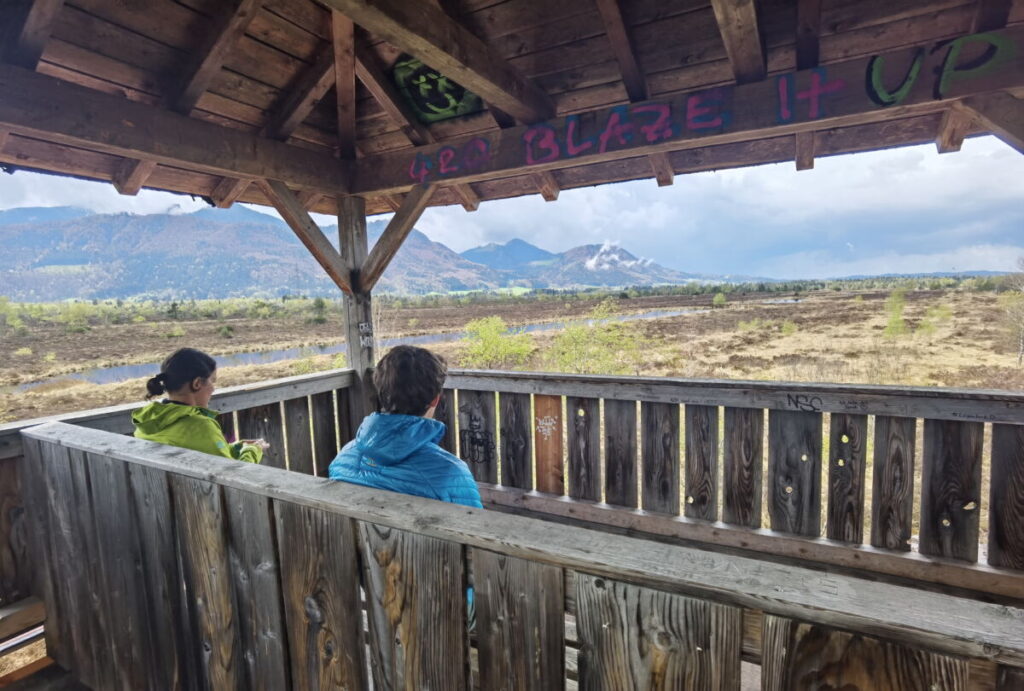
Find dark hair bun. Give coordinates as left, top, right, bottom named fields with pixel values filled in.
left=145, top=374, right=166, bottom=398
left=144, top=349, right=216, bottom=399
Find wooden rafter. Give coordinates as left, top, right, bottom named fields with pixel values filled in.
left=710, top=0, right=766, bottom=84
left=0, top=129, right=9, bottom=153
left=209, top=177, right=250, bottom=209
left=795, top=0, right=822, bottom=71
left=4, top=0, right=63, bottom=70
left=174, top=0, right=263, bottom=115
left=963, top=93, right=1024, bottom=153
left=332, top=11, right=357, bottom=160
left=264, top=44, right=336, bottom=141
left=0, top=63, right=349, bottom=195
left=112, top=159, right=157, bottom=196
left=320, top=0, right=554, bottom=123
left=648, top=152, right=674, bottom=186
left=794, top=132, right=815, bottom=170
left=973, top=0, right=1013, bottom=32
left=257, top=178, right=352, bottom=294
left=533, top=170, right=560, bottom=201
left=360, top=184, right=436, bottom=292
left=935, top=105, right=976, bottom=154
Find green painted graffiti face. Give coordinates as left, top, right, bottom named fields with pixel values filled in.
left=392, top=55, right=483, bottom=123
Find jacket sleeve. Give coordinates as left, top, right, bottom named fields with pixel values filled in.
left=230, top=442, right=264, bottom=465
left=182, top=417, right=262, bottom=464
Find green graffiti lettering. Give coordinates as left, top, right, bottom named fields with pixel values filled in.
left=936, top=32, right=1016, bottom=99
left=866, top=49, right=924, bottom=106
left=392, top=55, right=483, bottom=123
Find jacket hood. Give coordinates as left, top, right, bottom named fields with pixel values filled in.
left=353, top=412, right=446, bottom=466
left=131, top=401, right=219, bottom=436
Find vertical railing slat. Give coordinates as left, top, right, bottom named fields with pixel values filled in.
left=767, top=410, right=822, bottom=537
left=568, top=397, right=601, bottom=501
left=237, top=403, right=287, bottom=469
left=575, top=572, right=742, bottom=690
left=684, top=404, right=718, bottom=521
left=641, top=402, right=680, bottom=514
left=359, top=523, right=467, bottom=690
left=283, top=397, right=314, bottom=475
left=435, top=388, right=457, bottom=454
left=534, top=394, right=564, bottom=495
left=870, top=416, right=916, bottom=551
left=459, top=390, right=498, bottom=484
left=920, top=419, right=984, bottom=562
left=827, top=413, right=868, bottom=544
left=275, top=502, right=365, bottom=690
left=218, top=412, right=236, bottom=443
left=989, top=423, right=1024, bottom=570
left=604, top=399, right=638, bottom=508
left=0, top=456, right=30, bottom=606
left=500, top=392, right=533, bottom=489
left=310, top=391, right=337, bottom=477
left=722, top=407, right=763, bottom=528
left=473, top=549, right=564, bottom=689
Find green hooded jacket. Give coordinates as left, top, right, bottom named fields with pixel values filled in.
left=132, top=401, right=262, bottom=464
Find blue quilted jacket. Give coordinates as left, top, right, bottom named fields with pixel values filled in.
left=328, top=413, right=482, bottom=509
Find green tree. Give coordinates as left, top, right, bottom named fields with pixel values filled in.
left=310, top=297, right=328, bottom=324
left=883, top=289, right=907, bottom=338
left=712, top=292, right=727, bottom=308
left=461, top=316, right=532, bottom=369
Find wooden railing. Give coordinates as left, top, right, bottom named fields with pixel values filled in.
left=439, top=370, right=1024, bottom=600
left=19, top=423, right=1024, bottom=689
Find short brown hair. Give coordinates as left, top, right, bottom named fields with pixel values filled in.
left=373, top=345, right=447, bottom=415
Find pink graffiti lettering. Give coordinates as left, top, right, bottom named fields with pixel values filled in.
left=565, top=115, right=594, bottom=156
left=685, top=90, right=728, bottom=130
left=438, top=146, right=458, bottom=174
left=633, top=103, right=675, bottom=142
left=461, top=138, right=490, bottom=169
left=777, top=75, right=793, bottom=122
left=797, top=69, right=846, bottom=119
left=597, top=108, right=633, bottom=153
left=409, top=153, right=431, bottom=183
left=523, top=124, right=561, bottom=164
left=406, top=137, right=492, bottom=183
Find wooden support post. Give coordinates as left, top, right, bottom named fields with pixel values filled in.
left=963, top=93, right=1024, bottom=153
left=935, top=105, right=975, bottom=154
left=360, top=184, right=436, bottom=292
left=112, top=158, right=156, bottom=196
left=339, top=195, right=375, bottom=427
left=256, top=179, right=352, bottom=294
left=710, top=0, right=766, bottom=84
left=795, top=131, right=815, bottom=170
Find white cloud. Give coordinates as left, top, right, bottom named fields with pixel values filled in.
left=759, top=244, right=1024, bottom=279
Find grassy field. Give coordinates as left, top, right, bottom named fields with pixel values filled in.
left=0, top=287, right=1021, bottom=424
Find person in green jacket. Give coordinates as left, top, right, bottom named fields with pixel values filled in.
left=132, top=348, right=265, bottom=464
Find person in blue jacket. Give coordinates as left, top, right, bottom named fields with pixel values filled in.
left=328, top=345, right=481, bottom=509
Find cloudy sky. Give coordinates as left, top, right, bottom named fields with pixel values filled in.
left=1, top=135, right=1022, bottom=279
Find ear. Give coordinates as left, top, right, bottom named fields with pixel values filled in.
left=429, top=393, right=442, bottom=408
left=191, top=377, right=204, bottom=392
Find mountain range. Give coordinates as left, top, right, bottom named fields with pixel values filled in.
left=0, top=206, right=703, bottom=300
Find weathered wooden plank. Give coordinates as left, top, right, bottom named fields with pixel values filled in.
left=762, top=614, right=969, bottom=690
left=684, top=404, right=718, bottom=521
left=920, top=419, right=984, bottom=562
left=223, top=488, right=289, bottom=690
left=473, top=548, right=564, bottom=690
left=990, top=423, right=1024, bottom=570
left=459, top=389, right=498, bottom=484
left=997, top=665, right=1024, bottom=690
left=826, top=413, right=867, bottom=544
left=126, top=462, right=190, bottom=690
left=435, top=389, right=457, bottom=454
left=722, top=407, right=763, bottom=528
left=871, top=415, right=916, bottom=551
left=533, top=394, right=564, bottom=495
left=310, top=391, right=337, bottom=477
left=575, top=573, right=742, bottom=690
left=603, top=399, right=638, bottom=508
left=283, top=396, right=314, bottom=475
left=84, top=453, right=155, bottom=690
left=0, top=458, right=29, bottom=606
left=359, top=522, right=466, bottom=690
left=218, top=411, right=236, bottom=444
left=237, top=403, right=286, bottom=468
left=23, top=425, right=1024, bottom=666
left=4, top=0, right=64, bottom=70
left=171, top=475, right=242, bottom=690
left=641, top=401, right=679, bottom=514
left=710, top=0, right=766, bottom=83
left=568, top=397, right=601, bottom=501
left=335, top=385, right=354, bottom=448
left=964, top=92, right=1024, bottom=154
left=275, top=501, right=365, bottom=690
left=500, top=392, right=533, bottom=490
left=768, top=410, right=822, bottom=537
left=0, top=596, right=44, bottom=640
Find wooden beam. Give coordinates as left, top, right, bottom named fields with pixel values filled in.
left=360, top=184, right=436, bottom=292
left=0, top=596, right=44, bottom=640
left=533, top=170, right=560, bottom=200
left=355, top=43, right=432, bottom=147
left=319, top=0, right=554, bottom=123
left=296, top=190, right=323, bottom=210
left=4, top=0, right=63, bottom=70
left=963, top=92, right=1024, bottom=153
left=264, top=44, right=336, bottom=141
left=648, top=153, right=674, bottom=186
left=0, top=129, right=9, bottom=153
left=795, top=0, right=822, bottom=71
left=594, top=0, right=647, bottom=102
left=112, top=158, right=156, bottom=196
left=710, top=0, right=766, bottom=84
left=331, top=11, right=357, bottom=160
left=353, top=27, right=1024, bottom=195
left=935, top=105, right=975, bottom=153
left=973, top=0, right=1013, bottom=32
left=795, top=131, right=815, bottom=170
left=0, top=63, right=349, bottom=195
left=174, top=0, right=263, bottom=114
left=450, top=183, right=480, bottom=211
left=209, top=177, right=250, bottom=208
left=255, top=179, right=352, bottom=294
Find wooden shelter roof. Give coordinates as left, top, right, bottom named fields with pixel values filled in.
left=0, top=0, right=1022, bottom=219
